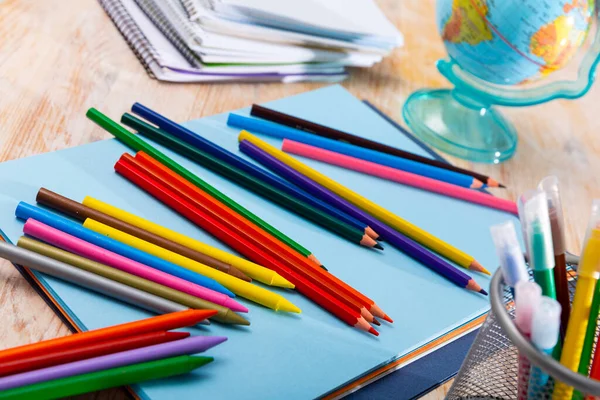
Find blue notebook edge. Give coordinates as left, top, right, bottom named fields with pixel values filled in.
left=0, top=99, right=482, bottom=400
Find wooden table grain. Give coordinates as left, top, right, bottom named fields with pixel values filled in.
left=0, top=0, right=599, bottom=399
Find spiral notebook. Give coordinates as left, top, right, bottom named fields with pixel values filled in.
left=98, top=0, right=349, bottom=82
left=0, top=86, right=515, bottom=399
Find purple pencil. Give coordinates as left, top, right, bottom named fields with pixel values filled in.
left=0, top=335, right=226, bottom=391
left=239, top=140, right=487, bottom=295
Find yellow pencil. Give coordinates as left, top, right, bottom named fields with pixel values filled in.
left=238, top=131, right=484, bottom=272
left=553, top=201, right=600, bottom=400
left=83, top=218, right=301, bottom=313
left=82, top=196, right=294, bottom=289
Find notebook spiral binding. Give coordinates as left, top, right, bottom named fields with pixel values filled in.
left=133, top=0, right=203, bottom=68
left=98, top=0, right=160, bottom=79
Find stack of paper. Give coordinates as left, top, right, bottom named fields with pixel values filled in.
left=98, top=0, right=403, bottom=82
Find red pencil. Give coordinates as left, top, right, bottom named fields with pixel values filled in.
left=134, top=151, right=389, bottom=323
left=115, top=156, right=378, bottom=336
left=0, top=309, right=215, bottom=363
left=0, top=331, right=189, bottom=377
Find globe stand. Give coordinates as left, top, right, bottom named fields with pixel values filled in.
left=403, top=88, right=517, bottom=164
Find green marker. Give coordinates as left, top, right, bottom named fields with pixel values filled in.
left=519, top=189, right=560, bottom=359
left=0, top=355, right=212, bottom=400
left=86, top=108, right=317, bottom=264
left=519, top=189, right=556, bottom=298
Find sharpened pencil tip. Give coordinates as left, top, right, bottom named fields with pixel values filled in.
left=374, top=243, right=384, bottom=250
left=320, top=265, right=328, bottom=271
left=479, top=288, right=488, bottom=296
left=383, top=315, right=394, bottom=323
left=368, top=327, right=380, bottom=336
left=372, top=318, right=381, bottom=326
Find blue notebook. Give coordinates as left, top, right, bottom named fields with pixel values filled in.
left=0, top=85, right=515, bottom=399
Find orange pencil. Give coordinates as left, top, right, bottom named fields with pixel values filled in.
left=0, top=309, right=215, bottom=363
left=134, top=152, right=389, bottom=323
left=128, top=154, right=377, bottom=323
left=115, top=156, right=377, bottom=335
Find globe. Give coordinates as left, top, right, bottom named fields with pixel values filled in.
left=402, top=1, right=600, bottom=164
left=438, top=0, right=592, bottom=85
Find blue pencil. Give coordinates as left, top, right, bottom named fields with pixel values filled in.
left=227, top=113, right=482, bottom=189
left=15, top=202, right=234, bottom=297
left=127, top=104, right=378, bottom=239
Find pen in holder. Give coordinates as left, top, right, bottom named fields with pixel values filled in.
left=446, top=262, right=600, bottom=399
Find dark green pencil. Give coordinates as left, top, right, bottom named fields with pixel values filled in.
left=86, top=108, right=323, bottom=266
left=0, top=355, right=212, bottom=400
left=122, top=114, right=381, bottom=250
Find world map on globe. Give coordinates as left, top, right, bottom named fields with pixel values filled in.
left=437, top=0, right=593, bottom=85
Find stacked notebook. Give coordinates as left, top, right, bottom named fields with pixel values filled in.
left=98, top=0, right=403, bottom=82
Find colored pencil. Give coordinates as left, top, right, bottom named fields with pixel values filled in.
left=0, top=239, right=212, bottom=324
left=114, top=154, right=378, bottom=333
left=238, top=131, right=486, bottom=273
left=538, top=176, right=571, bottom=339
left=579, top=279, right=600, bottom=377
left=282, top=139, right=517, bottom=215
left=15, top=202, right=234, bottom=297
left=0, top=355, right=212, bottom=400
left=0, top=331, right=189, bottom=377
left=18, top=237, right=250, bottom=325
left=20, top=217, right=242, bottom=311
left=0, top=304, right=213, bottom=363
left=554, top=202, right=600, bottom=399
left=131, top=151, right=386, bottom=318
left=86, top=108, right=323, bottom=268
left=239, top=139, right=489, bottom=292
left=250, top=104, right=503, bottom=188
left=124, top=116, right=380, bottom=250
left=0, top=336, right=225, bottom=391
left=36, top=188, right=251, bottom=282
left=228, top=113, right=482, bottom=189
left=82, top=196, right=293, bottom=289
left=83, top=214, right=299, bottom=314
left=123, top=111, right=378, bottom=240
left=121, top=152, right=385, bottom=323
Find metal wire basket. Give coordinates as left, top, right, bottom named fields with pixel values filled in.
left=446, top=263, right=600, bottom=399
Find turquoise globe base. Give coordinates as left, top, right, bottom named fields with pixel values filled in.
left=403, top=89, right=518, bottom=164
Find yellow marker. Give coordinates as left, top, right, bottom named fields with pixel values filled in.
left=238, top=131, right=478, bottom=270
left=82, top=197, right=294, bottom=289
left=83, top=218, right=301, bottom=314
left=553, top=200, right=600, bottom=400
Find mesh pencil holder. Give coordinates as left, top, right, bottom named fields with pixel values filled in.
left=446, top=267, right=600, bottom=399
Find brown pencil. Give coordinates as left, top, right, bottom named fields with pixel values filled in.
left=35, top=188, right=252, bottom=282
left=250, top=104, right=504, bottom=188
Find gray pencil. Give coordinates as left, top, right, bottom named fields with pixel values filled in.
left=0, top=241, right=209, bottom=325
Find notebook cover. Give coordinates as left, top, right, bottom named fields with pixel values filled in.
left=0, top=85, right=514, bottom=399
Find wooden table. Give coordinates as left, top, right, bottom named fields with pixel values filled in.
left=1, top=0, right=599, bottom=398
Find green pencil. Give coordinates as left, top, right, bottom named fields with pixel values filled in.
left=86, top=108, right=322, bottom=267
left=0, top=355, right=212, bottom=400
left=122, top=114, right=380, bottom=250
left=578, top=279, right=600, bottom=376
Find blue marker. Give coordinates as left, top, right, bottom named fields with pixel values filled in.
left=15, top=202, right=234, bottom=297
left=490, top=220, right=530, bottom=296
left=227, top=113, right=482, bottom=189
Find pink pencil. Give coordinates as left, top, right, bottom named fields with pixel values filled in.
left=282, top=139, right=518, bottom=215
left=22, top=219, right=248, bottom=313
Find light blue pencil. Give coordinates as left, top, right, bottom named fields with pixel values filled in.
left=14, top=202, right=234, bottom=297
left=227, top=113, right=483, bottom=189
